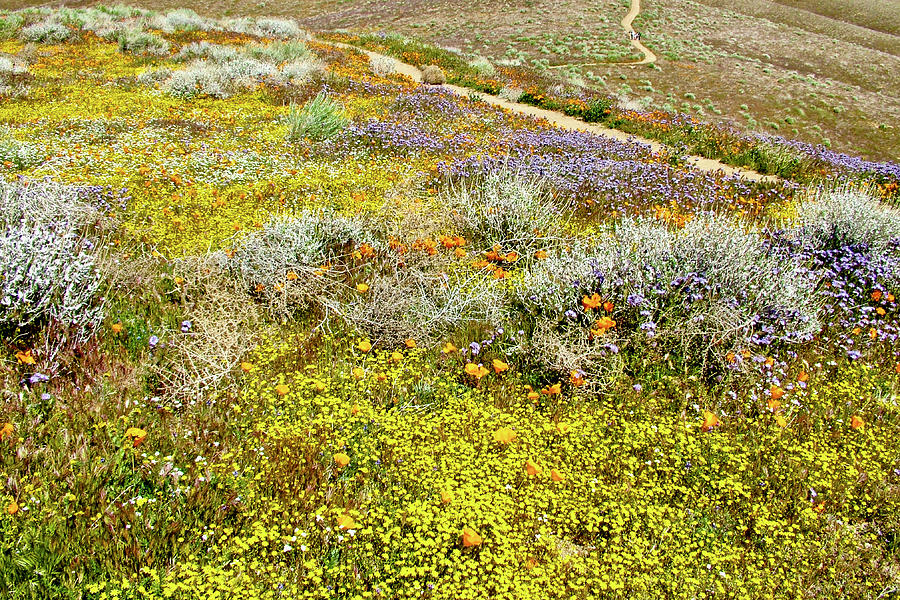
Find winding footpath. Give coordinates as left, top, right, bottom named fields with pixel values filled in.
left=320, top=37, right=775, bottom=183
left=621, top=0, right=657, bottom=65
left=549, top=0, right=656, bottom=69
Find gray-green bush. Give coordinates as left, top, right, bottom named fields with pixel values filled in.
left=444, top=168, right=572, bottom=257
left=117, top=29, right=170, bottom=56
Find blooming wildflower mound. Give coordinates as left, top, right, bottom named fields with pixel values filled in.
left=0, top=6, right=898, bottom=600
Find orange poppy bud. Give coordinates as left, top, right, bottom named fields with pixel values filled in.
left=850, top=415, right=865, bottom=429
left=534, top=250, right=548, bottom=259
left=872, top=290, right=883, bottom=301
left=602, top=301, right=614, bottom=312
left=492, top=359, right=509, bottom=374
left=770, top=386, right=784, bottom=401
left=405, top=339, right=416, bottom=349
left=274, top=384, right=290, bottom=396
left=356, top=283, right=369, bottom=293
left=877, top=307, right=887, bottom=316
left=334, top=453, right=350, bottom=468
left=551, top=469, right=565, bottom=482
left=797, top=371, right=809, bottom=382
left=357, top=339, right=372, bottom=353
left=527, top=391, right=540, bottom=401
left=543, top=383, right=562, bottom=396
left=7, top=500, right=18, bottom=515
left=461, top=527, right=482, bottom=547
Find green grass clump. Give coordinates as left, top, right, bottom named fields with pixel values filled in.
left=286, top=92, right=349, bottom=142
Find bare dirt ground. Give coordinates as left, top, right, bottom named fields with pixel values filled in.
left=6, top=0, right=899, bottom=161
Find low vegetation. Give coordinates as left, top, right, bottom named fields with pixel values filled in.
left=0, top=5, right=898, bottom=599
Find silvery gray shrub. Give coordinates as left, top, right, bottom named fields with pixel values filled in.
left=0, top=181, right=104, bottom=342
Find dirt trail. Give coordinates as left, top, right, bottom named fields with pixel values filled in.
left=324, top=41, right=775, bottom=183
left=621, top=0, right=657, bottom=65
left=549, top=0, right=656, bottom=69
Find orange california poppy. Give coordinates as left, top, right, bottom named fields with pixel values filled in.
left=525, top=460, right=542, bottom=477
left=337, top=514, right=356, bottom=530
left=569, top=370, right=585, bottom=387
left=582, top=293, right=601, bottom=310
left=465, top=363, right=489, bottom=379
left=701, top=411, right=719, bottom=432
left=124, top=427, right=147, bottom=448
left=493, top=427, right=516, bottom=444
left=461, top=527, right=482, bottom=547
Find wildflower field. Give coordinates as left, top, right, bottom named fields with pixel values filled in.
left=1, top=6, right=899, bottom=599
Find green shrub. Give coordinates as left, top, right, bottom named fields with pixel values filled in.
left=0, top=14, right=24, bottom=40
left=286, top=93, right=349, bottom=142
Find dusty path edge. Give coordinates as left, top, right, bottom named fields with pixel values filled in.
left=319, top=39, right=777, bottom=183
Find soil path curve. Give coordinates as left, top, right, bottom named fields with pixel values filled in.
left=323, top=40, right=775, bottom=182
left=549, top=0, right=656, bottom=69
left=621, top=0, right=657, bottom=65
